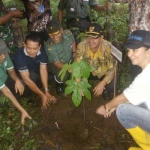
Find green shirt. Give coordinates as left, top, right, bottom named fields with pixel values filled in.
left=0, top=55, right=14, bottom=89
left=45, top=29, right=75, bottom=64
left=58, top=0, right=97, bottom=19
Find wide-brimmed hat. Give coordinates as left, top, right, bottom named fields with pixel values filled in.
left=86, top=23, right=103, bottom=38
left=124, top=30, right=150, bottom=49
left=0, top=39, right=10, bottom=54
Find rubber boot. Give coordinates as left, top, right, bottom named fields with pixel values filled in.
left=128, top=147, right=142, bottom=150
left=126, top=126, right=150, bottom=150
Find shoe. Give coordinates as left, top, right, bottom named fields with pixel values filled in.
left=56, top=82, right=64, bottom=95
left=126, top=126, right=150, bottom=150
left=102, top=88, right=111, bottom=100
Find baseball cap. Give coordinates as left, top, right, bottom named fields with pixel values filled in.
left=47, top=19, right=61, bottom=35
left=124, top=30, right=150, bottom=49
left=0, top=39, right=10, bottom=54
left=86, top=23, right=103, bottom=38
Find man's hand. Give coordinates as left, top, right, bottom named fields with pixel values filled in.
left=15, top=80, right=24, bottom=95
left=21, top=109, right=32, bottom=125
left=41, top=94, right=51, bottom=109
left=93, top=81, right=105, bottom=97
left=10, top=10, right=23, bottom=18
left=45, top=91, right=57, bottom=104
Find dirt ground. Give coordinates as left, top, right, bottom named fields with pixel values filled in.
left=21, top=83, right=137, bottom=150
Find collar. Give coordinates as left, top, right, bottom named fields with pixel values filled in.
left=24, top=48, right=41, bottom=56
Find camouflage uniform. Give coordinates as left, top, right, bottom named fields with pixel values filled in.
left=45, top=29, right=75, bottom=82
left=76, top=39, right=116, bottom=84
left=0, top=1, right=17, bottom=52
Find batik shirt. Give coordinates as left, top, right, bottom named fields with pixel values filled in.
left=75, top=39, right=116, bottom=84
left=108, top=0, right=150, bottom=32
left=0, top=1, right=17, bottom=52
left=21, top=0, right=52, bottom=32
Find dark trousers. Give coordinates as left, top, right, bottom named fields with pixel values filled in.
left=66, top=16, right=91, bottom=45
left=89, top=74, right=115, bottom=94
left=49, top=63, right=70, bottom=83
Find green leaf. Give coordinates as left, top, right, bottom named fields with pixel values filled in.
left=69, top=61, right=80, bottom=70
left=65, top=80, right=76, bottom=85
left=72, top=87, right=82, bottom=107
left=81, top=68, right=90, bottom=78
left=80, top=60, right=91, bottom=70
left=58, top=63, right=69, bottom=77
left=78, top=81, right=91, bottom=100
left=82, top=88, right=91, bottom=100
left=72, top=67, right=81, bottom=78
left=80, top=80, right=92, bottom=88
left=65, top=84, right=75, bottom=95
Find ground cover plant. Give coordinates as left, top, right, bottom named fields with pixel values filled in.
left=0, top=0, right=132, bottom=149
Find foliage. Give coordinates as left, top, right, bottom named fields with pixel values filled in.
left=59, top=60, right=95, bottom=107
left=0, top=98, right=38, bottom=149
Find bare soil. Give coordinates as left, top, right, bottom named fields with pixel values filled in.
left=24, top=85, right=137, bottom=150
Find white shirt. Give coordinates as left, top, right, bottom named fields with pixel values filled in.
left=124, top=64, right=150, bottom=109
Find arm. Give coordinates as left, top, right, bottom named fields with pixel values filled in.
left=54, top=61, right=64, bottom=69
left=0, top=86, right=31, bottom=124
left=72, top=41, right=76, bottom=58
left=0, top=10, right=23, bottom=25
left=19, top=71, right=50, bottom=108
left=7, top=68, right=24, bottom=95
left=40, top=64, right=57, bottom=103
left=96, top=93, right=129, bottom=117
left=58, top=9, right=64, bottom=25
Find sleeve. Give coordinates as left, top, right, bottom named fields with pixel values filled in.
left=123, top=73, right=150, bottom=105
left=13, top=52, right=28, bottom=72
left=103, top=43, right=116, bottom=84
left=6, top=55, right=14, bottom=70
left=58, top=0, right=66, bottom=10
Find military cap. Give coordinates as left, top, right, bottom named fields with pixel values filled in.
left=86, top=23, right=103, bottom=38
left=47, top=19, right=61, bottom=35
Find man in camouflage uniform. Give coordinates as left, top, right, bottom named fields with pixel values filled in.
left=75, top=23, right=116, bottom=100
left=45, top=19, right=76, bottom=95
left=58, top=0, right=110, bottom=45
left=109, top=0, right=150, bottom=80
left=0, top=1, right=23, bottom=53
left=20, top=0, right=52, bottom=46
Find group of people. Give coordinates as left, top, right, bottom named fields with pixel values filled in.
left=1, top=0, right=150, bottom=149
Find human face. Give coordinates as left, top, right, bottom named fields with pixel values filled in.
left=24, top=40, right=41, bottom=58
left=127, top=47, right=150, bottom=69
left=49, top=29, right=63, bottom=43
left=86, top=35, right=103, bottom=51
left=0, top=53, right=8, bottom=63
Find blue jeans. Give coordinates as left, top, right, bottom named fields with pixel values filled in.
left=116, top=103, right=150, bottom=133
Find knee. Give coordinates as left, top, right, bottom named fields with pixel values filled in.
left=116, top=103, right=128, bottom=120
